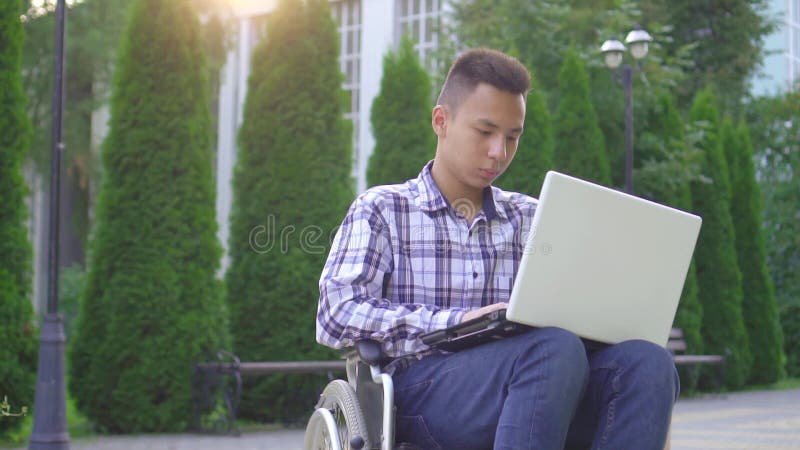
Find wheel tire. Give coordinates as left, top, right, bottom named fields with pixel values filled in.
left=304, top=408, right=340, bottom=450
left=304, top=380, right=371, bottom=450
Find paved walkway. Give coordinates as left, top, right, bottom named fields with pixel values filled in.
left=12, top=389, right=800, bottom=450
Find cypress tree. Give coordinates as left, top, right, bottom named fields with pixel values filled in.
left=635, top=93, right=704, bottom=391
left=226, top=0, right=353, bottom=422
left=68, top=0, right=227, bottom=431
left=553, top=48, right=611, bottom=186
left=722, top=118, right=785, bottom=383
left=782, top=302, right=800, bottom=376
left=688, top=89, right=751, bottom=389
left=498, top=74, right=554, bottom=197
left=0, top=0, right=37, bottom=436
left=367, top=37, right=434, bottom=187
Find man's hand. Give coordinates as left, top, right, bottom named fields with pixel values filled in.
left=461, top=302, right=508, bottom=323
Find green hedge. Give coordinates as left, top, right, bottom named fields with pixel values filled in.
left=0, top=0, right=37, bottom=437
left=226, top=0, right=353, bottom=423
left=367, top=37, right=435, bottom=187
left=68, top=0, right=227, bottom=432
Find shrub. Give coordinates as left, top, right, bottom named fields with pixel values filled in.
left=553, top=48, right=611, bottom=186
left=226, top=0, right=353, bottom=422
left=367, top=37, right=435, bottom=187
left=497, top=74, right=554, bottom=197
left=722, top=118, right=785, bottom=383
left=0, top=0, right=37, bottom=437
left=68, top=0, right=227, bottom=431
left=688, top=89, right=751, bottom=389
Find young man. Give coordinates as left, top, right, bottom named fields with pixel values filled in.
left=317, top=48, right=678, bottom=450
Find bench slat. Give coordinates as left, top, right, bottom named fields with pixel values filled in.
left=673, top=355, right=725, bottom=365
left=196, top=361, right=346, bottom=375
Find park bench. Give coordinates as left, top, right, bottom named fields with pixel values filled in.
left=667, top=327, right=727, bottom=390
left=191, top=350, right=345, bottom=435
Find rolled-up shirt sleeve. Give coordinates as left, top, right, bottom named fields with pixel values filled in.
left=316, top=195, right=465, bottom=357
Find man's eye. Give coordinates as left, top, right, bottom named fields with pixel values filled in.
left=478, top=129, right=491, bottom=136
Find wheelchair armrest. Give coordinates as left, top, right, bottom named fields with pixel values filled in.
left=355, top=339, right=386, bottom=367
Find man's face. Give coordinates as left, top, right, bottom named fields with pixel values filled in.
left=432, top=83, right=526, bottom=193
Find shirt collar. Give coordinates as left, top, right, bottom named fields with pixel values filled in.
left=416, top=160, right=507, bottom=221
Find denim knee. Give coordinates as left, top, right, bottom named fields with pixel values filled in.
left=520, top=327, right=590, bottom=385
left=618, top=340, right=680, bottom=402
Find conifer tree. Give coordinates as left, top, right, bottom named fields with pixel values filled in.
left=0, top=0, right=37, bottom=437
left=498, top=74, right=554, bottom=197
left=68, top=0, right=227, bottom=431
left=688, top=89, right=751, bottom=388
left=635, top=93, right=703, bottom=390
left=367, top=37, right=434, bottom=187
left=722, top=118, right=785, bottom=383
left=553, top=49, right=611, bottom=186
left=226, top=0, right=353, bottom=422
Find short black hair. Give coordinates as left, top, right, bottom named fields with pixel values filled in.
left=437, top=48, right=531, bottom=113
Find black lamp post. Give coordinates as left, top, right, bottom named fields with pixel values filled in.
left=601, top=28, right=653, bottom=195
left=29, top=0, right=70, bottom=448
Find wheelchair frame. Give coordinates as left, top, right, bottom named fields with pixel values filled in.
left=304, top=340, right=396, bottom=450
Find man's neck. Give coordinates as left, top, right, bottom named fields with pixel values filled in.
left=430, top=161, right=483, bottom=222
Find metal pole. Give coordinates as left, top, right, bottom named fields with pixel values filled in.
left=623, top=64, right=634, bottom=195
left=29, top=0, right=70, bottom=447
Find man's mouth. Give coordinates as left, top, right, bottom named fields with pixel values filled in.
left=479, top=169, right=498, bottom=179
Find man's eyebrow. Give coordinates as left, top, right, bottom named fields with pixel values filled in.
left=477, top=118, right=523, bottom=134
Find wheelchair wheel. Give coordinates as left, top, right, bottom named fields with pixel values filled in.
left=304, top=380, right=371, bottom=450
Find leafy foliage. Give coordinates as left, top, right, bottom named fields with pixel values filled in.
left=0, top=0, right=37, bottom=437
left=642, top=0, right=774, bottom=109
left=744, top=90, right=799, bottom=378
left=367, top=37, right=435, bottom=187
left=68, top=0, right=227, bottom=432
left=744, top=91, right=800, bottom=309
left=226, top=0, right=353, bottom=422
left=688, top=89, right=752, bottom=388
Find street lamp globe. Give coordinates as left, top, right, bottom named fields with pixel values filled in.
left=625, top=29, right=653, bottom=60
left=600, top=39, right=625, bottom=69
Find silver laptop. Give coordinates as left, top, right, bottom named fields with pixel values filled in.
left=420, top=171, right=702, bottom=351
left=505, top=171, right=702, bottom=347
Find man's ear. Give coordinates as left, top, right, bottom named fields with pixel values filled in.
left=432, top=104, right=448, bottom=138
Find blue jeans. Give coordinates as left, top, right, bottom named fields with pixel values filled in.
left=392, top=327, right=679, bottom=450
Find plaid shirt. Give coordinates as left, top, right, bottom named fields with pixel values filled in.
left=317, top=161, right=537, bottom=362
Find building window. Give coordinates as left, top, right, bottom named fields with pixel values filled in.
left=333, top=0, right=362, bottom=167
left=395, top=0, right=441, bottom=72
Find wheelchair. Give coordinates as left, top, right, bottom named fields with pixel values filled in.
left=303, top=340, right=419, bottom=450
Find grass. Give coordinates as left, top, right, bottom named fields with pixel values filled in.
left=743, top=376, right=800, bottom=392
left=0, top=395, right=93, bottom=448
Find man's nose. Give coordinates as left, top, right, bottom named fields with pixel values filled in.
left=488, top=137, right=508, bottom=160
